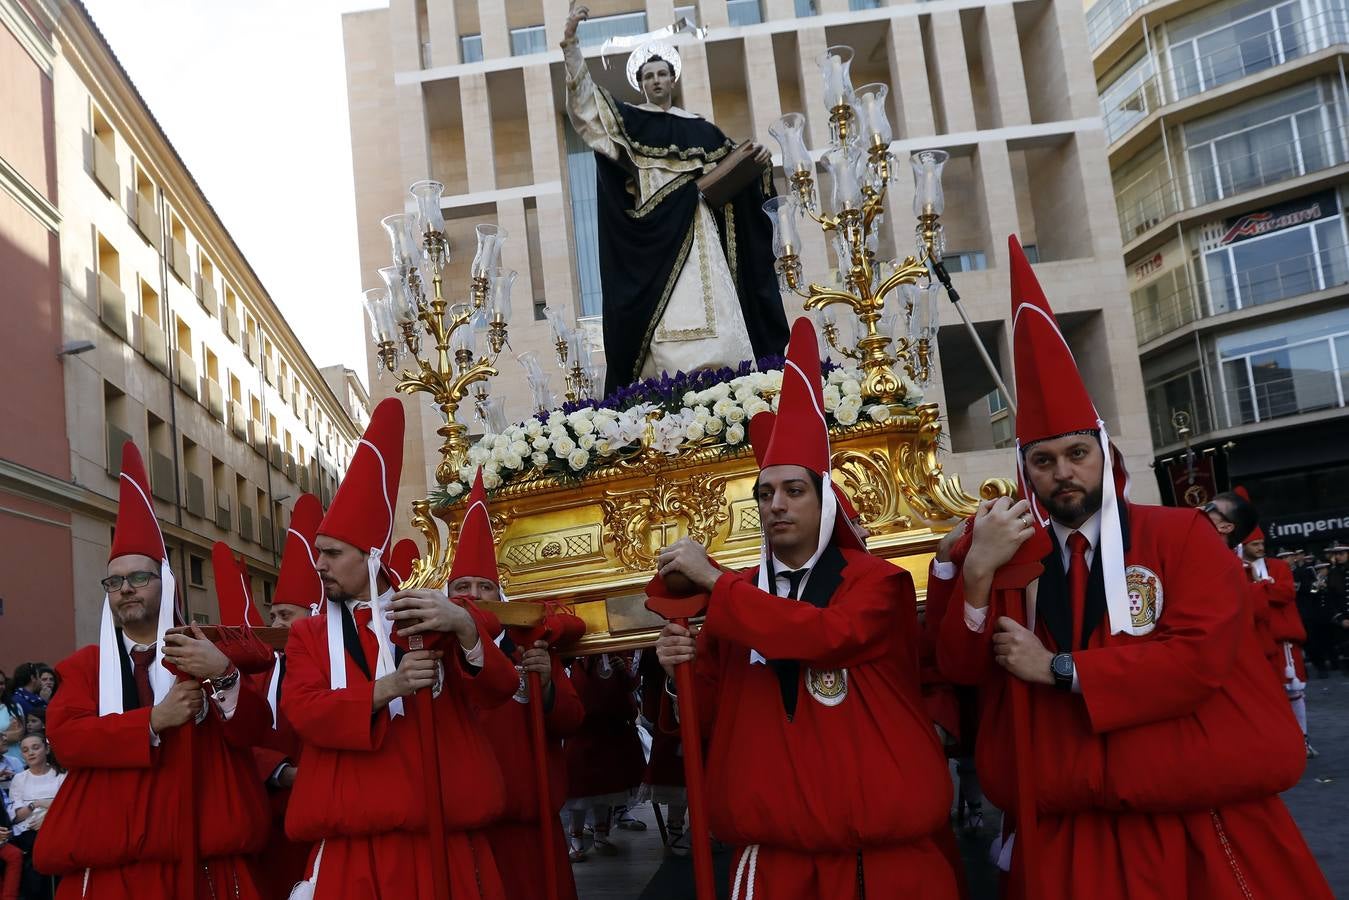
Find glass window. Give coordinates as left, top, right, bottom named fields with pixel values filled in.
left=730, top=0, right=765, bottom=24
left=1100, top=53, right=1158, bottom=143
left=1167, top=0, right=1314, bottom=99
left=1203, top=208, right=1344, bottom=311
left=460, top=34, right=483, bottom=63
left=510, top=26, right=547, bottom=56
left=564, top=123, right=604, bottom=318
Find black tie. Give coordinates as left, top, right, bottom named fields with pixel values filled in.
left=771, top=568, right=809, bottom=720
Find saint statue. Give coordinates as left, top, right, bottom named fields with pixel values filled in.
left=561, top=4, right=790, bottom=395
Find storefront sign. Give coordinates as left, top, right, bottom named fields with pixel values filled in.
left=1266, top=509, right=1349, bottom=542
left=1165, top=453, right=1219, bottom=508
left=1220, top=190, right=1338, bottom=245
left=1133, top=252, right=1164, bottom=280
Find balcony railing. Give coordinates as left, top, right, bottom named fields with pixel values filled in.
left=577, top=10, right=647, bottom=47
left=1114, top=124, right=1348, bottom=242
left=1132, top=241, right=1349, bottom=343
left=98, top=274, right=128, bottom=342
left=1087, top=0, right=1153, bottom=50
left=204, top=377, right=225, bottom=421
left=229, top=401, right=247, bottom=439
left=91, top=137, right=119, bottom=199
left=1158, top=371, right=1348, bottom=445
left=1101, top=7, right=1349, bottom=142
left=176, top=350, right=198, bottom=399
left=197, top=275, right=217, bottom=314
left=134, top=195, right=161, bottom=251
left=510, top=25, right=547, bottom=56
left=138, top=316, right=170, bottom=375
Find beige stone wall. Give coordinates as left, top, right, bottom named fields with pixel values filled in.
left=345, top=0, right=1159, bottom=527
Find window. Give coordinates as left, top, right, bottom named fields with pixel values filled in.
left=1100, top=52, right=1158, bottom=143
left=565, top=122, right=604, bottom=317
left=1145, top=367, right=1213, bottom=445
left=1215, top=307, right=1349, bottom=426
left=576, top=11, right=647, bottom=47
left=510, top=25, right=547, bottom=56
left=460, top=34, right=483, bottom=63
left=1167, top=0, right=1327, bottom=100
left=169, top=214, right=190, bottom=283
left=90, top=105, right=119, bottom=197
left=140, top=279, right=161, bottom=325
left=729, top=0, right=765, bottom=24
left=1184, top=83, right=1346, bottom=206
left=795, top=0, right=818, bottom=16
left=189, top=554, right=205, bottom=587
left=941, top=250, right=988, bottom=272
left=1203, top=195, right=1347, bottom=314
left=134, top=167, right=160, bottom=249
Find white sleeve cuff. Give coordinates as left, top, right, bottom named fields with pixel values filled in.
left=963, top=602, right=989, bottom=633
left=212, top=679, right=241, bottom=721
left=931, top=560, right=957, bottom=581
left=462, top=638, right=484, bottom=668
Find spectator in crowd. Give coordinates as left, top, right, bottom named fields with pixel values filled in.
left=7, top=733, right=66, bottom=846
left=0, top=680, right=21, bottom=771
left=18, top=714, right=40, bottom=741
left=0, top=736, right=20, bottom=798
left=0, top=802, right=21, bottom=900
left=5, top=669, right=42, bottom=720
left=34, top=668, right=56, bottom=705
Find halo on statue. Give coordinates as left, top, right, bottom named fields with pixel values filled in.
left=626, top=40, right=682, bottom=92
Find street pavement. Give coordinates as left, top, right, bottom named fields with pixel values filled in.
left=574, top=674, right=1349, bottom=898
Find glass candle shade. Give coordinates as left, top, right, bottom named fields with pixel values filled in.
left=528, top=372, right=556, bottom=411
left=517, top=351, right=544, bottom=380
left=823, top=147, right=863, bottom=212
left=488, top=269, right=517, bottom=323
left=769, top=113, right=812, bottom=175
left=855, top=83, right=892, bottom=147
left=484, top=397, right=509, bottom=434
left=449, top=304, right=479, bottom=356
left=762, top=196, right=801, bottom=257
left=910, top=149, right=949, bottom=217
left=817, top=45, right=855, bottom=109
left=585, top=362, right=607, bottom=398
left=378, top=266, right=418, bottom=322
left=408, top=180, right=446, bottom=234
left=363, top=288, right=398, bottom=344
left=904, top=282, right=940, bottom=340
left=471, top=224, right=507, bottom=279
left=381, top=213, right=419, bottom=272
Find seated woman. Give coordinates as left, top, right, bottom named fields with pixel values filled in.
left=8, top=731, right=66, bottom=900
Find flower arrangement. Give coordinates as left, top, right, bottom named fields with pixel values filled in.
left=429, top=359, right=922, bottom=503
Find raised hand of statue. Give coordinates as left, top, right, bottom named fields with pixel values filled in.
left=749, top=142, right=772, bottom=167
left=563, top=2, right=590, bottom=41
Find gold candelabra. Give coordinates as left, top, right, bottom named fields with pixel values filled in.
left=365, top=180, right=516, bottom=484
left=767, top=47, right=945, bottom=404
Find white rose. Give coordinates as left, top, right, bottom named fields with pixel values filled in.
left=682, top=391, right=697, bottom=406
left=483, top=462, right=500, bottom=478
left=531, top=451, right=549, bottom=468
left=841, top=379, right=862, bottom=397
left=709, top=383, right=731, bottom=401
left=468, top=445, right=489, bottom=466
left=567, top=448, right=590, bottom=471
left=723, top=404, right=746, bottom=424
left=595, top=438, right=613, bottom=456
left=704, top=416, right=724, bottom=435
left=553, top=435, right=576, bottom=456
left=568, top=414, right=596, bottom=435
left=836, top=397, right=862, bottom=426
left=492, top=434, right=510, bottom=450
left=531, top=435, right=550, bottom=452
left=501, top=450, right=523, bottom=470
left=725, top=423, right=746, bottom=444
left=867, top=404, right=891, bottom=423
left=733, top=387, right=755, bottom=404
left=578, top=433, right=596, bottom=450
left=525, top=420, right=544, bottom=438
left=744, top=399, right=769, bottom=418
left=685, top=421, right=705, bottom=441
left=446, top=482, right=464, bottom=497
left=483, top=470, right=503, bottom=489
left=459, top=464, right=475, bottom=482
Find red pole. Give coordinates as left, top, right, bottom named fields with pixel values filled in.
left=526, top=670, right=561, bottom=900
left=415, top=684, right=452, bottom=898
left=671, top=616, right=717, bottom=900
left=1005, top=592, right=1041, bottom=899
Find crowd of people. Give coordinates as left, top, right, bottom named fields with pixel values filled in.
left=6, top=237, right=1340, bottom=899
left=0, top=665, right=67, bottom=900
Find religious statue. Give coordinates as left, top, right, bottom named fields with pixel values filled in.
left=561, top=4, right=790, bottom=396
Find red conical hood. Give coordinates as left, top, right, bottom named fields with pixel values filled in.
left=760, top=318, right=830, bottom=475
left=109, top=442, right=167, bottom=563
left=1010, top=236, right=1099, bottom=447
left=388, top=539, right=421, bottom=589
left=449, top=469, right=499, bottom=585
left=274, top=493, right=323, bottom=610
left=318, top=397, right=404, bottom=560
left=213, top=542, right=262, bottom=627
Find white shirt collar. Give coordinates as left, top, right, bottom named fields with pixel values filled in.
left=347, top=587, right=394, bottom=613
left=121, top=632, right=154, bottom=654
left=630, top=101, right=699, bottom=119
left=1051, top=510, right=1102, bottom=569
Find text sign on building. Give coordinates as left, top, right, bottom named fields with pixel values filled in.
left=1265, top=509, right=1349, bottom=542
left=1220, top=190, right=1339, bottom=245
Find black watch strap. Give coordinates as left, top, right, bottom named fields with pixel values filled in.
left=1051, top=653, right=1074, bottom=691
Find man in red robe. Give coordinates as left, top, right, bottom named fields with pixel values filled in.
left=936, top=237, right=1331, bottom=899
left=36, top=442, right=270, bottom=898
left=448, top=470, right=585, bottom=899
left=281, top=398, right=519, bottom=899
left=655, top=318, right=960, bottom=899
left=215, top=493, right=326, bottom=897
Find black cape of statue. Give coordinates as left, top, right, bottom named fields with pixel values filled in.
left=594, top=94, right=789, bottom=396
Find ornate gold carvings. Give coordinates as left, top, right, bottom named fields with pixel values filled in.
left=499, top=524, right=605, bottom=573
left=600, top=473, right=732, bottom=571
left=832, top=449, right=910, bottom=530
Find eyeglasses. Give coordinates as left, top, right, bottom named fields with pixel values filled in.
left=1201, top=501, right=1231, bottom=524
left=100, top=571, right=160, bottom=592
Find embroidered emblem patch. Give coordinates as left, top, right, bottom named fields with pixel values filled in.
left=1125, top=565, right=1163, bottom=633
left=512, top=666, right=529, bottom=704
left=805, top=667, right=848, bottom=707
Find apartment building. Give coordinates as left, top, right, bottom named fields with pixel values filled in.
left=1091, top=0, right=1349, bottom=539
left=0, top=0, right=365, bottom=661
left=345, top=0, right=1158, bottom=534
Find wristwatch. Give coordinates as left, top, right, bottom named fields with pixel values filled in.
left=1050, top=652, right=1075, bottom=691
left=207, top=666, right=240, bottom=697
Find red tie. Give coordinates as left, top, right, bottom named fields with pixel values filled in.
left=1067, top=532, right=1090, bottom=650
left=130, top=647, right=156, bottom=708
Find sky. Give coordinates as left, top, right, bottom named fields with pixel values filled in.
left=81, top=0, right=382, bottom=389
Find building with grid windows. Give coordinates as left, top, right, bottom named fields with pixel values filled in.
left=1091, top=0, right=1349, bottom=534
left=344, top=0, right=1160, bottom=538
left=0, top=0, right=365, bottom=661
